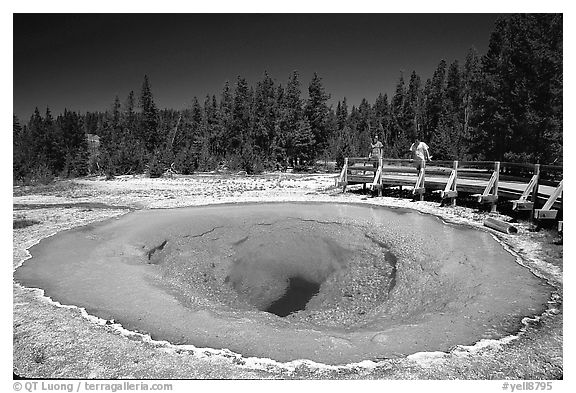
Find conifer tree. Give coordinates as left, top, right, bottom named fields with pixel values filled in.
left=13, top=115, right=22, bottom=139
left=390, top=74, right=407, bottom=157
left=124, top=91, right=136, bottom=130
left=112, top=96, right=121, bottom=129
left=13, top=115, right=29, bottom=180
left=305, top=72, right=330, bottom=158
left=139, top=75, right=159, bottom=153
left=231, top=76, right=251, bottom=159
left=44, top=107, right=65, bottom=173
left=293, top=118, right=316, bottom=166
left=427, top=59, right=447, bottom=139
left=121, top=90, right=146, bottom=173
left=218, top=81, right=234, bottom=157
left=373, top=93, right=390, bottom=148
left=441, top=60, right=465, bottom=159
left=347, top=105, right=361, bottom=156
left=421, top=79, right=433, bottom=141
left=253, top=71, right=277, bottom=163
left=206, top=95, right=221, bottom=159
left=271, top=83, right=287, bottom=167
left=335, top=124, right=353, bottom=169
left=357, top=98, right=373, bottom=156
left=462, top=48, right=481, bottom=155
left=445, top=60, right=462, bottom=113
left=404, top=71, right=423, bottom=140
left=99, top=99, right=120, bottom=178
left=336, top=98, right=349, bottom=131
left=57, top=109, right=88, bottom=177
left=280, top=71, right=304, bottom=166
left=333, top=98, right=353, bottom=164
left=28, top=108, right=44, bottom=162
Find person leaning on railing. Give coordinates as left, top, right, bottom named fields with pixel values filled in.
left=409, top=137, right=432, bottom=173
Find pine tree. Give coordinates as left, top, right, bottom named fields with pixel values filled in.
left=101, top=97, right=123, bottom=176
left=44, top=107, right=65, bottom=173
left=324, top=107, right=339, bottom=164
left=427, top=59, right=447, bottom=140
left=28, top=108, right=44, bottom=164
left=357, top=98, right=373, bottom=156
left=373, top=93, right=390, bottom=150
left=445, top=60, right=462, bottom=113
left=293, top=118, right=316, bottom=166
left=404, top=71, right=423, bottom=140
left=271, top=84, right=287, bottom=167
left=112, top=96, right=121, bottom=128
left=305, top=72, right=330, bottom=159
left=124, top=91, right=136, bottom=131
left=462, top=47, right=481, bottom=159
left=13, top=115, right=22, bottom=138
left=199, top=94, right=219, bottom=168
left=280, top=71, right=304, bottom=166
left=99, top=101, right=119, bottom=178
left=191, top=97, right=203, bottom=136
left=231, top=76, right=251, bottom=159
left=206, top=95, right=221, bottom=160
left=390, top=74, right=407, bottom=157
left=421, top=79, right=433, bottom=141
left=430, top=61, right=464, bottom=159
left=253, top=71, right=277, bottom=164
left=336, top=98, right=349, bottom=131
left=189, top=97, right=204, bottom=167
left=335, top=125, right=353, bottom=169
left=139, top=75, right=159, bottom=153
left=218, top=81, right=234, bottom=158
left=13, top=115, right=28, bottom=180
left=121, top=90, right=146, bottom=173
left=58, top=109, right=88, bottom=177
left=347, top=105, right=361, bottom=156
left=23, top=107, right=59, bottom=181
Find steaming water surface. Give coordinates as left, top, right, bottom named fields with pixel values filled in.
left=14, top=202, right=552, bottom=364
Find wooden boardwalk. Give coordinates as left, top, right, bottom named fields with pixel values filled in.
left=337, top=157, right=563, bottom=220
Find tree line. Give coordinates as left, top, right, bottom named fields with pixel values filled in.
left=13, top=14, right=562, bottom=182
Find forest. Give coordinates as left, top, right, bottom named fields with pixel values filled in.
left=13, top=14, right=562, bottom=182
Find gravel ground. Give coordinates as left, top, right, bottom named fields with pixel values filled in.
left=12, top=173, right=563, bottom=380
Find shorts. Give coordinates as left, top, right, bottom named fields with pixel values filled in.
left=414, top=159, right=425, bottom=172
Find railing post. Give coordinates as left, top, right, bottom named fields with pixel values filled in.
left=378, top=156, right=383, bottom=197
left=452, top=160, right=458, bottom=207
left=341, top=157, right=349, bottom=193
left=419, top=166, right=426, bottom=201
left=491, top=161, right=500, bottom=213
left=531, top=163, right=540, bottom=222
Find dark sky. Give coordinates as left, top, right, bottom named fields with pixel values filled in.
left=13, top=14, right=502, bottom=120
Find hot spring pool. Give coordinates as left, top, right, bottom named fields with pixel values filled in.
left=14, top=202, right=552, bottom=364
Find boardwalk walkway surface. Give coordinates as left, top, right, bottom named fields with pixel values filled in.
left=338, top=157, right=563, bottom=220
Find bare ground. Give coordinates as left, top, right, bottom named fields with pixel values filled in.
left=12, top=173, right=563, bottom=379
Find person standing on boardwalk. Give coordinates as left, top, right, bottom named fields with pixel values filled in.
left=409, top=137, right=432, bottom=173
left=369, top=135, right=383, bottom=159
left=369, top=135, right=384, bottom=167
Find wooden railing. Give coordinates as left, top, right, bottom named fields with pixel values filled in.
left=337, top=157, right=563, bottom=220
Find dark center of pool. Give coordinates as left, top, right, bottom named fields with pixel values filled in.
left=265, top=276, right=321, bottom=317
